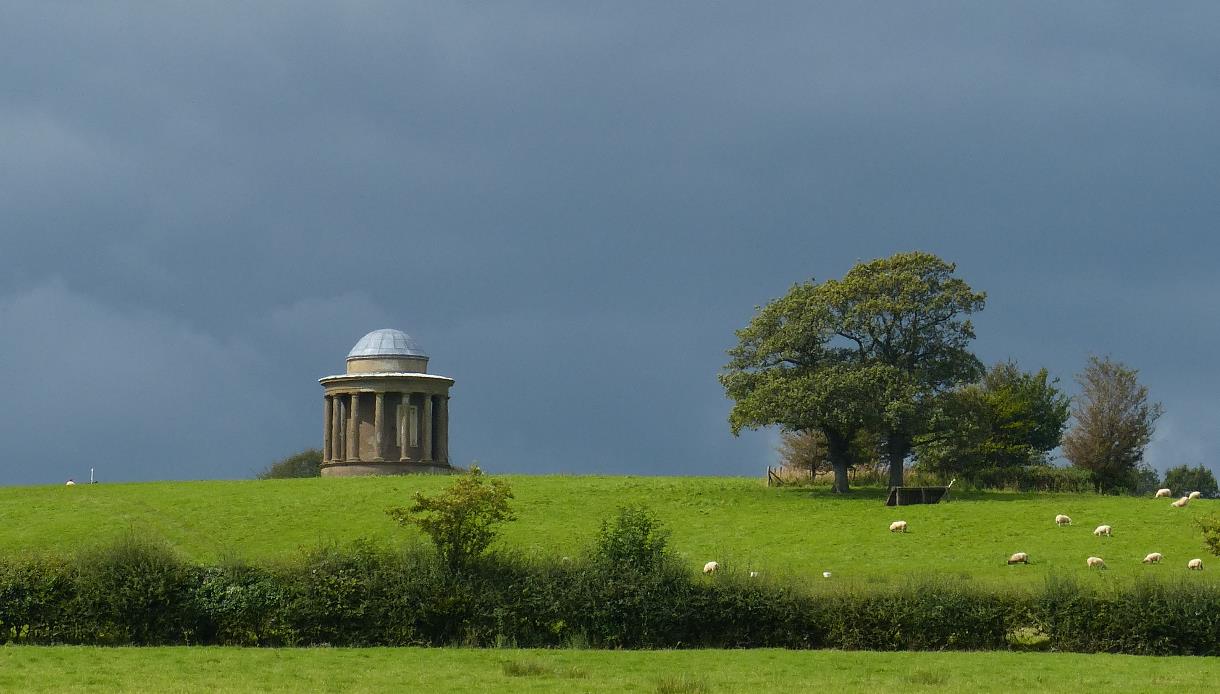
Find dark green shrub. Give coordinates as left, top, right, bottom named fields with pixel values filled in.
left=592, top=506, right=671, bottom=574
left=1034, top=575, right=1220, bottom=655
left=257, top=448, right=323, bottom=479
left=0, top=555, right=74, bottom=643
left=963, top=465, right=1095, bottom=493
left=193, top=561, right=290, bottom=645
left=1202, top=516, right=1220, bottom=558
left=823, top=578, right=1019, bottom=651
left=71, top=534, right=198, bottom=645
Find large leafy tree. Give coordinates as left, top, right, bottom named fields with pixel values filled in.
left=1062, top=356, right=1163, bottom=493
left=916, top=360, right=1070, bottom=476
left=723, top=358, right=900, bottom=492
left=721, top=251, right=984, bottom=491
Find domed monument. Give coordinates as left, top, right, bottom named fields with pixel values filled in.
left=319, top=329, right=454, bottom=476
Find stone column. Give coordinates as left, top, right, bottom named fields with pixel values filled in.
left=373, top=392, right=385, bottom=461
left=438, top=395, right=449, bottom=464
left=348, top=393, right=361, bottom=461
left=398, top=395, right=409, bottom=461
left=421, top=394, right=433, bottom=462
left=323, top=396, right=333, bottom=462
left=334, top=395, right=345, bottom=461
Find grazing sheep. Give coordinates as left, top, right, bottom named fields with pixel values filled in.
left=1188, top=558, right=1204, bottom=571
left=749, top=571, right=760, bottom=578
left=1093, top=524, right=1112, bottom=537
left=702, top=561, right=720, bottom=574
left=889, top=520, right=908, bottom=533
left=1007, top=552, right=1029, bottom=565
left=1086, top=556, right=1106, bottom=569
left=1155, top=488, right=1172, bottom=498
left=1055, top=514, right=1072, bottom=526
left=1171, top=496, right=1190, bottom=508
left=1188, top=491, right=1203, bottom=500
left=1142, top=553, right=1163, bottom=564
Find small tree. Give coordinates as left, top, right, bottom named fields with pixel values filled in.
left=257, top=449, right=323, bottom=479
left=1062, top=356, right=1163, bottom=493
left=1164, top=464, right=1219, bottom=498
left=386, top=466, right=514, bottom=570
left=916, top=361, right=1070, bottom=477
left=592, top=506, right=671, bottom=574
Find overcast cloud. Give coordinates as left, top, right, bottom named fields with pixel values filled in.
left=2, top=2, right=1218, bottom=484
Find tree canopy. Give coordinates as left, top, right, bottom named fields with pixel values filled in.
left=916, top=360, right=1070, bottom=477
left=721, top=251, right=984, bottom=492
left=1062, top=356, right=1163, bottom=493
left=1164, top=464, right=1218, bottom=499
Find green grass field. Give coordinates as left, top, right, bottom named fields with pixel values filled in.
left=0, top=646, right=1216, bottom=693
left=1, top=476, right=1215, bottom=586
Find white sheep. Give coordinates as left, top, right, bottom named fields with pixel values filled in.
left=1171, top=496, right=1190, bottom=508
left=1188, top=491, right=1203, bottom=500
left=1093, top=524, right=1112, bottom=537
left=1086, top=556, right=1106, bottom=569
left=1007, top=552, right=1029, bottom=565
left=1154, top=488, right=1172, bottom=498
left=702, top=561, right=720, bottom=574
left=1142, top=552, right=1163, bottom=564
left=889, top=520, right=908, bottom=533
left=749, top=571, right=760, bottom=578
left=1055, top=514, right=1072, bottom=526
left=1188, top=558, right=1204, bottom=571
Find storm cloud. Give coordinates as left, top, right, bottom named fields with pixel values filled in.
left=2, top=2, right=1218, bottom=483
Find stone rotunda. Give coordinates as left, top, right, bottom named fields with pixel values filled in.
left=319, top=329, right=454, bottom=476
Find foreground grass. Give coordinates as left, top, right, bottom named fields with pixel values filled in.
left=0, top=646, right=1215, bottom=693
left=0, top=476, right=1215, bottom=586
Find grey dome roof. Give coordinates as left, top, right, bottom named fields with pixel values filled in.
left=347, top=329, right=428, bottom=359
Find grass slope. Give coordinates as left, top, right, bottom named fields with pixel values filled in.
left=0, top=646, right=1216, bottom=693
left=0, top=476, right=1215, bottom=585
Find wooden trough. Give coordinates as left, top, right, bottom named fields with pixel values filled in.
left=885, top=480, right=955, bottom=506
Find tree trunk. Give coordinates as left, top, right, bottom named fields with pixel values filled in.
left=826, top=429, right=853, bottom=494
left=886, top=434, right=909, bottom=489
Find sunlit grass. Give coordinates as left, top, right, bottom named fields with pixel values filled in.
left=0, top=647, right=1216, bottom=693
left=0, top=476, right=1215, bottom=586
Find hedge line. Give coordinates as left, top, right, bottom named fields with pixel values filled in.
left=1, top=536, right=1217, bottom=654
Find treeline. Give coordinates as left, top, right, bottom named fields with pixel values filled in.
left=728, top=251, right=1208, bottom=495
left=1, top=534, right=1218, bottom=654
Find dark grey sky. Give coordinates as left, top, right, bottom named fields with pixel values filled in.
left=3, top=2, right=1217, bottom=484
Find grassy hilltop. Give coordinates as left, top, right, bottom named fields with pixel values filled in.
left=1, top=475, right=1215, bottom=586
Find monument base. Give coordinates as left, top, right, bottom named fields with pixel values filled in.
left=321, top=461, right=454, bottom=477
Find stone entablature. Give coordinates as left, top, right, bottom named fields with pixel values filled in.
left=319, top=330, right=454, bottom=476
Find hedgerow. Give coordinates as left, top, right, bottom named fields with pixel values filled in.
left=1, top=535, right=1218, bottom=654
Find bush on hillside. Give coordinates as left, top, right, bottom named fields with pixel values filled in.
left=71, top=533, right=199, bottom=645
left=257, top=449, right=323, bottom=479
left=1200, top=516, right=1220, bottom=558
left=386, top=466, right=515, bottom=571
left=1163, top=464, right=1219, bottom=498
left=591, top=506, right=671, bottom=574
